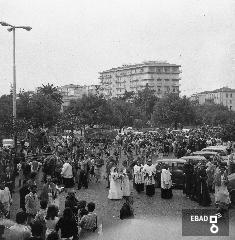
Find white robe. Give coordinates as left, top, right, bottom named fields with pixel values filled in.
left=161, top=168, right=172, bottom=189
left=108, top=172, right=123, bottom=200
left=143, top=164, right=156, bottom=185
left=133, top=165, right=144, bottom=184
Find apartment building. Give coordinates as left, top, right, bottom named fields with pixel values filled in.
left=58, top=84, right=88, bottom=111
left=58, top=84, right=102, bottom=112
left=99, top=61, right=181, bottom=98
left=190, top=87, right=235, bottom=111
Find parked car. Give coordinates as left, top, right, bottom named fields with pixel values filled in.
left=181, top=155, right=207, bottom=164
left=155, top=158, right=186, bottom=188
left=191, top=150, right=228, bottom=161
left=201, top=145, right=229, bottom=156
left=191, top=151, right=218, bottom=158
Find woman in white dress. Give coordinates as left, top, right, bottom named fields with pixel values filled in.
left=108, top=167, right=123, bottom=200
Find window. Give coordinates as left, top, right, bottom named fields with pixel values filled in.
left=230, top=100, right=232, bottom=104
left=231, top=93, right=233, bottom=98
left=165, top=79, right=169, bottom=81
left=226, top=93, right=228, bottom=98
left=165, top=86, right=170, bottom=92
left=157, top=78, right=162, bottom=81
left=164, top=67, right=170, bottom=73
left=156, top=67, right=161, bottom=73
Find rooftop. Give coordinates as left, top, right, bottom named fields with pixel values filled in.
left=99, top=61, right=181, bottom=74
left=58, top=84, right=87, bottom=89
left=194, top=87, right=235, bottom=96
left=211, top=87, right=235, bottom=93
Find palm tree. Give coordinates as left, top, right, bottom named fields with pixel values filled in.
left=38, top=83, right=63, bottom=105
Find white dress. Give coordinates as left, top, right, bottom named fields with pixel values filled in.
left=108, top=172, right=123, bottom=200
left=122, top=168, right=131, bottom=197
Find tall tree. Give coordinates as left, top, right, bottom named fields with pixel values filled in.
left=134, top=84, right=159, bottom=121
left=152, top=94, right=195, bottom=129
left=68, top=94, right=113, bottom=127
left=29, top=93, right=61, bottom=128
left=110, top=98, right=138, bottom=130
left=38, top=83, right=63, bottom=105
left=0, top=94, right=12, bottom=123
left=17, top=90, right=33, bottom=120
left=194, top=103, right=235, bottom=126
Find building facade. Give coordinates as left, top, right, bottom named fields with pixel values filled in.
left=58, top=84, right=102, bottom=112
left=99, top=61, right=181, bottom=98
left=58, top=84, right=88, bottom=111
left=190, top=87, right=235, bottom=111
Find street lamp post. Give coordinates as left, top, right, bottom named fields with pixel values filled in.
left=0, top=21, right=32, bottom=147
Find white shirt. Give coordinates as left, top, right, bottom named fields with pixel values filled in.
left=0, top=187, right=11, bottom=205
left=61, top=162, right=73, bottom=178
left=8, top=224, right=31, bottom=240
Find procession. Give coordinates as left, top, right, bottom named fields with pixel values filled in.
left=1, top=0, right=235, bottom=239
left=0, top=125, right=235, bottom=239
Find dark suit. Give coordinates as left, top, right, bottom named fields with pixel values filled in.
left=19, top=185, right=30, bottom=211
left=3, top=172, right=14, bottom=195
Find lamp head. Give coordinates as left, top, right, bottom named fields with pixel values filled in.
left=7, top=27, right=13, bottom=32
left=22, top=26, right=32, bottom=31
left=0, top=21, right=11, bottom=27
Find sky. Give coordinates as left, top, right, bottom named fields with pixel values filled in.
left=0, top=0, right=235, bottom=96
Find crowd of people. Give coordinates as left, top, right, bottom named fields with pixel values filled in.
left=0, top=125, right=234, bottom=239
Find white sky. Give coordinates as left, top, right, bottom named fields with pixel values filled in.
left=0, top=0, right=235, bottom=96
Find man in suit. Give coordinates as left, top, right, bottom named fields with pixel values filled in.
left=19, top=180, right=30, bottom=212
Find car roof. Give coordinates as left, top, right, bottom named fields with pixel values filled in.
left=181, top=156, right=206, bottom=161
left=156, top=158, right=186, bottom=163
left=203, top=146, right=227, bottom=150
left=192, top=151, right=217, bottom=155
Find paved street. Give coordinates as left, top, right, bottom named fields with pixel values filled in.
left=10, top=171, right=235, bottom=240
